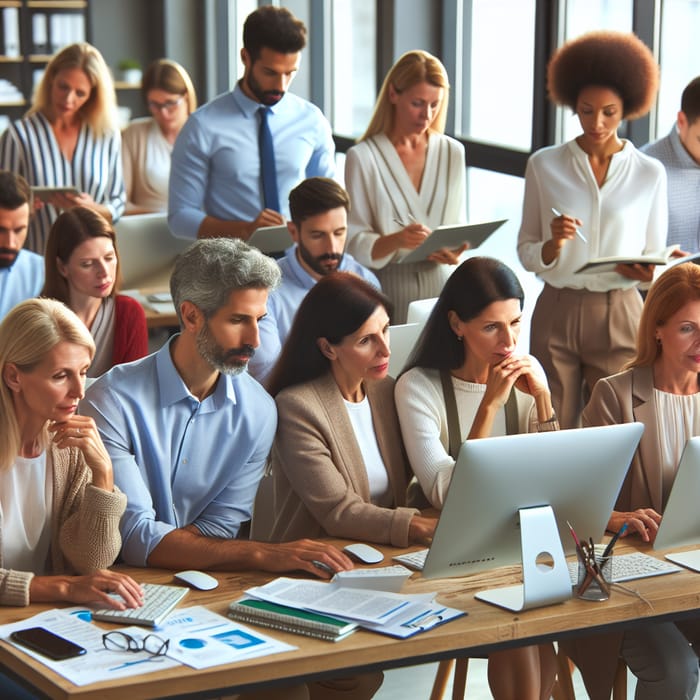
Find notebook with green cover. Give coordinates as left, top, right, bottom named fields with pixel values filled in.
left=228, top=598, right=358, bottom=642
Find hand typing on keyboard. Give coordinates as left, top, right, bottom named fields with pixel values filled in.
left=48, top=569, right=144, bottom=610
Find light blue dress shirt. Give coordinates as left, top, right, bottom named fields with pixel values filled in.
left=0, top=249, right=44, bottom=321
left=81, top=336, right=277, bottom=566
left=168, top=83, right=336, bottom=239
left=248, top=245, right=381, bottom=382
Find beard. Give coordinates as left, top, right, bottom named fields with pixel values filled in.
left=245, top=71, right=284, bottom=106
left=297, top=242, right=343, bottom=277
left=196, top=322, right=255, bottom=376
left=0, top=247, right=19, bottom=269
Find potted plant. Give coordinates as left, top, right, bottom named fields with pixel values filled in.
left=118, top=58, right=142, bottom=85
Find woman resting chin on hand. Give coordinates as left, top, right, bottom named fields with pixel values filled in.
left=0, top=298, right=142, bottom=610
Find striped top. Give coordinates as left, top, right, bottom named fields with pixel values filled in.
left=0, top=112, right=125, bottom=254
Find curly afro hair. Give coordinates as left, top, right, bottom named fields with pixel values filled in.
left=547, top=31, right=659, bottom=119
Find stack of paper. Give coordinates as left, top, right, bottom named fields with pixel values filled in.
left=243, top=577, right=465, bottom=639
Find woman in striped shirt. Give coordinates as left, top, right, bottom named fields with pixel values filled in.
left=0, top=42, right=125, bottom=254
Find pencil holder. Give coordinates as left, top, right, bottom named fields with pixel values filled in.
left=575, top=553, right=612, bottom=601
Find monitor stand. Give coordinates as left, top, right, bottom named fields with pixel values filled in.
left=475, top=505, right=572, bottom=612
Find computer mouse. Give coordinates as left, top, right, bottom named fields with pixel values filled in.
left=173, top=570, right=219, bottom=591
left=343, top=543, right=384, bottom=564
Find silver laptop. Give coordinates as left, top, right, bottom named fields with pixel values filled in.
left=115, top=213, right=192, bottom=289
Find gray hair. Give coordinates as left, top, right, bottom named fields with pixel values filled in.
left=170, top=238, right=281, bottom=324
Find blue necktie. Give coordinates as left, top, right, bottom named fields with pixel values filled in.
left=259, top=107, right=279, bottom=212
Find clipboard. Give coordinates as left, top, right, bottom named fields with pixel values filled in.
left=399, top=219, right=506, bottom=264
left=247, top=225, right=293, bottom=254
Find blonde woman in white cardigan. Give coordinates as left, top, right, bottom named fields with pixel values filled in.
left=345, top=50, right=466, bottom=323
left=0, top=299, right=142, bottom=610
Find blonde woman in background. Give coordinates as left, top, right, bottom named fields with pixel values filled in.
left=122, top=58, right=197, bottom=213
left=345, top=50, right=466, bottom=323
left=0, top=42, right=125, bottom=254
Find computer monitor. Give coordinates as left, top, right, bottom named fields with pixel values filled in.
left=654, top=436, right=700, bottom=552
left=406, top=297, right=438, bottom=326
left=422, top=422, right=644, bottom=610
left=115, top=213, right=191, bottom=289
left=387, top=323, right=422, bottom=378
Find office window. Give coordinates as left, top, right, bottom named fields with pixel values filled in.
left=656, top=0, right=700, bottom=138
left=330, top=0, right=376, bottom=137
left=557, top=0, right=633, bottom=143
left=458, top=0, right=536, bottom=152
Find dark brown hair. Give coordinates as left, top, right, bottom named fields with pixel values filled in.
left=547, top=31, right=659, bottom=119
left=42, top=207, right=121, bottom=303
left=288, top=177, right=350, bottom=228
left=266, top=272, right=391, bottom=396
left=243, top=6, right=306, bottom=61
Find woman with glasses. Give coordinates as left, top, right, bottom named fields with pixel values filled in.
left=0, top=43, right=125, bottom=254
left=122, top=59, right=197, bottom=214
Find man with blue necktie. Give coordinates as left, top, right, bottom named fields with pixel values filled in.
left=168, top=6, right=336, bottom=242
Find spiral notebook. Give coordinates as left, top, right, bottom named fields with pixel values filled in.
left=228, top=598, right=358, bottom=642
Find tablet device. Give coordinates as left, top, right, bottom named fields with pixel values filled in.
left=248, top=225, right=293, bottom=254
left=31, top=186, right=81, bottom=197
left=399, top=219, right=506, bottom=264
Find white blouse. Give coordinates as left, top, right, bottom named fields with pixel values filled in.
left=653, top=389, right=700, bottom=500
left=343, top=396, right=391, bottom=506
left=0, top=451, right=53, bottom=574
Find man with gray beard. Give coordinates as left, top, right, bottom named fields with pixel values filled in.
left=82, top=238, right=351, bottom=580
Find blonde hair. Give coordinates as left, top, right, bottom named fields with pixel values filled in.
left=141, top=58, right=197, bottom=114
left=0, top=298, right=95, bottom=471
left=628, top=262, right=700, bottom=368
left=29, top=42, right=117, bottom=136
left=360, top=50, right=450, bottom=141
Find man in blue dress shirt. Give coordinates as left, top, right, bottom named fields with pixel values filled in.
left=0, top=171, right=43, bottom=321
left=168, top=6, right=335, bottom=241
left=249, top=177, right=381, bottom=383
left=642, top=76, right=700, bottom=253
left=82, top=238, right=350, bottom=578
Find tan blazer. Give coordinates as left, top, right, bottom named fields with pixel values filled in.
left=582, top=365, right=664, bottom=512
left=564, top=365, right=677, bottom=697
left=253, top=373, right=418, bottom=546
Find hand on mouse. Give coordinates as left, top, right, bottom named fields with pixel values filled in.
left=255, top=539, right=354, bottom=579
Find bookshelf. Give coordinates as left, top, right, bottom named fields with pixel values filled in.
left=0, top=0, right=88, bottom=113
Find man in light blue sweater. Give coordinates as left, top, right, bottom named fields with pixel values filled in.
left=642, top=76, right=700, bottom=252
left=248, top=178, right=380, bottom=383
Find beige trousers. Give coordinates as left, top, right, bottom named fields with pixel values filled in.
left=530, top=284, right=642, bottom=429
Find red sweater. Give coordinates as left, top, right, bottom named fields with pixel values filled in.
left=113, top=295, right=148, bottom=367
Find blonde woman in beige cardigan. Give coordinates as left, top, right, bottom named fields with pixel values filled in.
left=0, top=298, right=142, bottom=609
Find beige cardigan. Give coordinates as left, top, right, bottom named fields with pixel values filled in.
left=254, top=373, right=418, bottom=547
left=0, top=443, right=126, bottom=606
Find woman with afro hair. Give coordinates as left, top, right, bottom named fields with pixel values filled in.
left=517, top=31, right=669, bottom=431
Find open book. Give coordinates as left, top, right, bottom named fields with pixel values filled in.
left=575, top=246, right=679, bottom=274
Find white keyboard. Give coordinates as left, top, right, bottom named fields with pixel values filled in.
left=567, top=552, right=682, bottom=584
left=92, top=583, right=189, bottom=627
left=394, top=549, right=682, bottom=583
left=393, top=548, right=429, bottom=571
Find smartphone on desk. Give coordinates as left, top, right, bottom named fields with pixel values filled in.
left=10, top=626, right=86, bottom=661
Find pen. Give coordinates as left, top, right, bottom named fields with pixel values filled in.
left=602, top=523, right=628, bottom=558
left=551, top=207, right=587, bottom=243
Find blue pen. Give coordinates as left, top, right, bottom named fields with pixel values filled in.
left=602, top=522, right=628, bottom=558
left=551, top=207, right=587, bottom=243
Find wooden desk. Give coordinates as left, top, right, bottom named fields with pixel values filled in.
left=1, top=544, right=700, bottom=700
